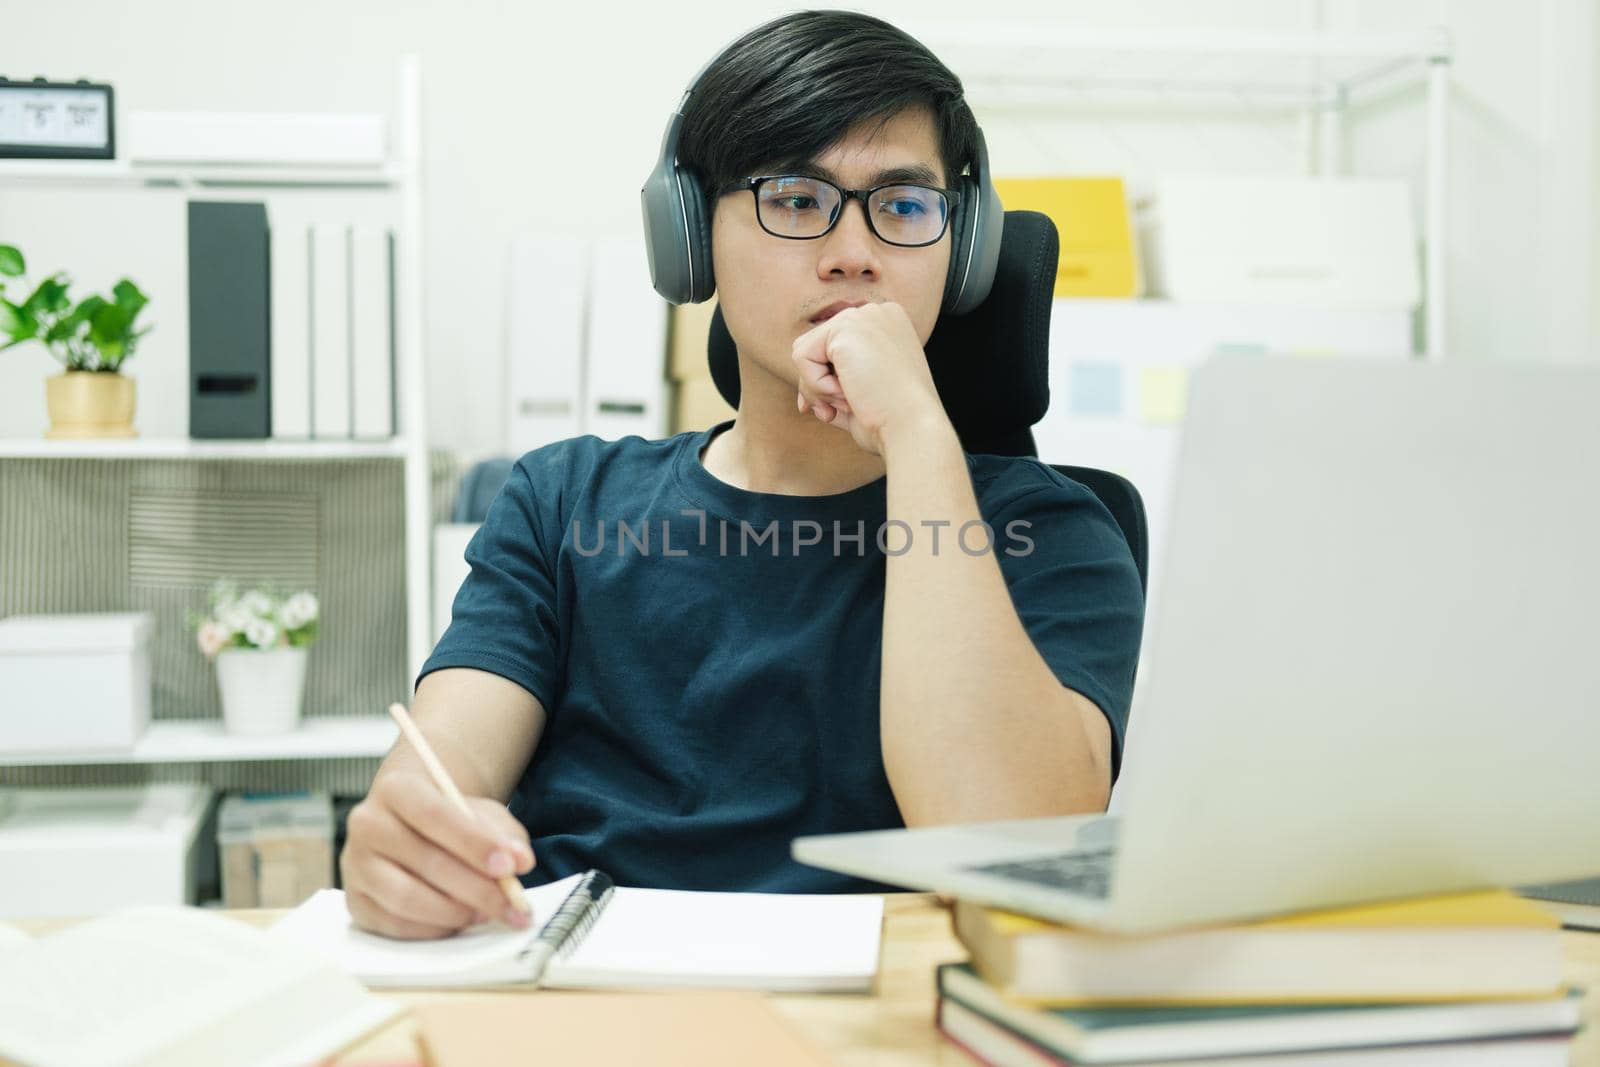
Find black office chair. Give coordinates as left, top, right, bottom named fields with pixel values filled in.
left=706, top=209, right=1149, bottom=596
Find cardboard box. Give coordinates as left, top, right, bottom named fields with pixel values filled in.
left=667, top=298, right=720, bottom=381
left=672, top=376, right=737, bottom=434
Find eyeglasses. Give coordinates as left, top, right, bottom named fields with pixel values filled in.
left=733, top=174, right=958, bottom=248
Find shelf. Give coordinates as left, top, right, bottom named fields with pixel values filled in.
left=0, top=716, right=399, bottom=766
left=904, top=24, right=1452, bottom=108
left=0, top=437, right=410, bottom=461
left=0, top=158, right=404, bottom=189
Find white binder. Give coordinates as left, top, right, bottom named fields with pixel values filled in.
left=584, top=236, right=668, bottom=441
left=269, top=222, right=312, bottom=439
left=505, top=235, right=587, bottom=452
left=309, top=222, right=353, bottom=439
left=350, top=225, right=394, bottom=439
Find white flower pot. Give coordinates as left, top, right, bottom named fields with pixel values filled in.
left=215, top=647, right=308, bottom=735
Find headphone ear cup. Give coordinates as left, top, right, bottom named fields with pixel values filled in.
left=942, top=173, right=978, bottom=312
left=680, top=169, right=716, bottom=303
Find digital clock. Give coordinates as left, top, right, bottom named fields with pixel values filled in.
left=0, top=77, right=115, bottom=159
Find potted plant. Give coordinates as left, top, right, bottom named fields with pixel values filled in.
left=192, top=581, right=321, bottom=736
left=0, top=243, right=152, bottom=439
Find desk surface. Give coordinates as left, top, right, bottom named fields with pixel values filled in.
left=16, top=895, right=1600, bottom=1066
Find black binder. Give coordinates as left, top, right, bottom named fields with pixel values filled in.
left=188, top=200, right=271, bottom=439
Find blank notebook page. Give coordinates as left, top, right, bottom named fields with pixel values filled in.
left=551, top=885, right=885, bottom=990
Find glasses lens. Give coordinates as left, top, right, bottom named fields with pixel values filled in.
left=868, top=185, right=949, bottom=246
left=756, top=176, right=841, bottom=237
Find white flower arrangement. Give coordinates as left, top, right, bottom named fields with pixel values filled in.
left=191, top=580, right=320, bottom=660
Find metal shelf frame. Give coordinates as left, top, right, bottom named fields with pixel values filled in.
left=905, top=23, right=1454, bottom=358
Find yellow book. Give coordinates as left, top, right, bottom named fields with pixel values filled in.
left=954, top=890, right=1565, bottom=1007
left=992, top=176, right=1141, bottom=298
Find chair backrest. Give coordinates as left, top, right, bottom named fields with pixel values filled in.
left=1049, top=464, right=1149, bottom=598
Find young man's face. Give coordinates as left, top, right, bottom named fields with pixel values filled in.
left=711, top=105, right=953, bottom=394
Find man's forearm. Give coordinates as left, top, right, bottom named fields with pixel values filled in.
left=376, top=724, right=499, bottom=799
left=377, top=667, right=545, bottom=802
left=878, top=415, right=1112, bottom=825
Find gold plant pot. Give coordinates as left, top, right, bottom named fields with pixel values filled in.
left=44, top=371, right=138, bottom=439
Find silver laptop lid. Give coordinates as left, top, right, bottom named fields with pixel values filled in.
left=1107, top=356, right=1600, bottom=931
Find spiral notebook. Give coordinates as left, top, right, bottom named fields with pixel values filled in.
left=271, top=870, right=885, bottom=992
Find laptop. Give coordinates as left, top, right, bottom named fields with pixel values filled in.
left=794, top=357, right=1600, bottom=934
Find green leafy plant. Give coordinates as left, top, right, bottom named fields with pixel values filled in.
left=0, top=243, right=151, bottom=372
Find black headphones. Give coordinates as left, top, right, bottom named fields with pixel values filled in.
left=640, top=47, right=1004, bottom=315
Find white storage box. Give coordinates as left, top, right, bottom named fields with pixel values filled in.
left=0, top=784, right=213, bottom=919
left=1149, top=175, right=1420, bottom=308
left=0, top=613, right=153, bottom=755
left=127, top=111, right=387, bottom=166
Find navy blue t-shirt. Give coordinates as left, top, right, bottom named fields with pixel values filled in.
left=418, top=420, right=1143, bottom=892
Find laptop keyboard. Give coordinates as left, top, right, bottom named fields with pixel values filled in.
left=964, top=847, right=1115, bottom=899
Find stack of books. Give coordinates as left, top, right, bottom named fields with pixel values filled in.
left=938, top=891, right=1584, bottom=1065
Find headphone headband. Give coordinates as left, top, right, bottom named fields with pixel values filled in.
left=641, top=35, right=1003, bottom=313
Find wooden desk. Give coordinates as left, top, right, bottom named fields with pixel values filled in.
left=15, top=896, right=1600, bottom=1065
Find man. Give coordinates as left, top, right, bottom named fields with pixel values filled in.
left=341, top=10, right=1143, bottom=940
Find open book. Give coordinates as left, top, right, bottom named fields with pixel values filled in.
left=271, top=871, right=885, bottom=992
left=0, top=908, right=401, bottom=1067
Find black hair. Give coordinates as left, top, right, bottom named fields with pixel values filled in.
left=677, top=10, right=979, bottom=200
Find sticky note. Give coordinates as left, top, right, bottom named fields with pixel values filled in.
left=1139, top=367, right=1188, bottom=425
left=1067, top=362, right=1123, bottom=417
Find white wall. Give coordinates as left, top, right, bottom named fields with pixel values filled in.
left=2, top=0, right=1594, bottom=457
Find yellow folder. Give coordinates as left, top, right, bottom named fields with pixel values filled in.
left=993, top=177, right=1141, bottom=298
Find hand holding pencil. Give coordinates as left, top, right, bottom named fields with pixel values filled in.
left=337, top=702, right=537, bottom=940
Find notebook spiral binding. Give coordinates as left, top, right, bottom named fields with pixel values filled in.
left=556, top=884, right=614, bottom=959
left=513, top=871, right=616, bottom=964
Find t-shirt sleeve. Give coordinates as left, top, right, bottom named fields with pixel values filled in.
left=416, top=458, right=562, bottom=711
left=989, top=469, right=1145, bottom=779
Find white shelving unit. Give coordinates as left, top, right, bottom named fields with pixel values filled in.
left=905, top=23, right=1454, bottom=359
left=0, top=438, right=410, bottom=461
left=0, top=56, right=431, bottom=769
left=0, top=717, right=399, bottom=767
left=0, top=159, right=407, bottom=188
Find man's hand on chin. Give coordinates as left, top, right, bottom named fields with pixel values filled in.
left=791, top=301, right=952, bottom=457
